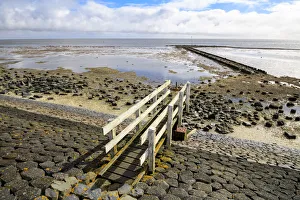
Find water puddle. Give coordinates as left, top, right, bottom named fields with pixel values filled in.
left=8, top=54, right=213, bottom=84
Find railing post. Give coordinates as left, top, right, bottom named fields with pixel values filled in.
left=135, top=100, right=141, bottom=132
left=178, top=91, right=184, bottom=127
left=152, top=95, right=157, bottom=115
left=108, top=119, right=117, bottom=158
left=186, top=81, right=191, bottom=113
left=167, top=105, right=173, bottom=149
left=163, top=88, right=168, bottom=105
left=148, top=127, right=156, bottom=173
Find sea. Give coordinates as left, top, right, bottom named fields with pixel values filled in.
left=1, top=39, right=300, bottom=81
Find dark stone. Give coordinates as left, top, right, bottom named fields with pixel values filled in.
left=146, top=186, right=167, bottom=198
left=265, top=121, right=273, bottom=128
left=0, top=166, right=21, bottom=183
left=5, top=179, right=29, bottom=193
left=15, top=186, right=41, bottom=200
left=0, top=187, right=16, bottom=200
left=21, top=168, right=45, bottom=181
left=169, top=187, right=189, bottom=199
left=31, top=176, right=54, bottom=189
left=284, top=132, right=296, bottom=139
left=277, top=120, right=285, bottom=126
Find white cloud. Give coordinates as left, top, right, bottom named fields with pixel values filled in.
left=0, top=0, right=299, bottom=39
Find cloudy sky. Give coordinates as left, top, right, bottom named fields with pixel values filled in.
left=0, top=0, right=299, bottom=39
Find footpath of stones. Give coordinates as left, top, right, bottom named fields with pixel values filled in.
left=1, top=105, right=300, bottom=200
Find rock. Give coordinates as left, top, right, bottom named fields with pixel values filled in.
left=165, top=178, right=178, bottom=188
left=146, top=186, right=167, bottom=198
left=0, top=166, right=21, bottom=183
left=17, top=161, right=38, bottom=170
left=45, top=188, right=59, bottom=200
left=194, top=172, right=211, bottom=183
left=83, top=188, right=101, bottom=200
left=179, top=170, right=196, bottom=185
left=31, top=176, right=54, bottom=189
left=152, top=180, right=169, bottom=190
left=63, top=194, right=79, bottom=200
left=15, top=186, right=41, bottom=200
left=288, top=97, right=297, bottom=102
left=0, top=187, right=15, bottom=200
left=51, top=180, right=72, bottom=192
left=64, top=177, right=78, bottom=186
left=265, top=121, right=273, bottom=128
left=193, top=182, right=212, bottom=193
left=139, top=195, right=159, bottom=200
left=277, top=120, right=285, bottom=126
left=130, top=188, right=144, bottom=198
left=39, top=161, right=55, bottom=169
left=118, top=183, right=132, bottom=195
left=120, top=195, right=137, bottom=200
left=162, top=194, right=181, bottom=200
left=291, top=109, right=296, bottom=114
left=35, top=196, right=50, bottom=200
left=74, top=183, right=89, bottom=195
left=286, top=102, right=295, bottom=107
left=21, top=168, right=45, bottom=181
left=284, top=132, right=296, bottom=139
left=4, top=179, right=29, bottom=193
left=103, top=191, right=119, bottom=200
left=223, top=183, right=239, bottom=193
left=169, top=187, right=189, bottom=198
left=164, top=170, right=178, bottom=179
left=242, top=121, right=252, bottom=127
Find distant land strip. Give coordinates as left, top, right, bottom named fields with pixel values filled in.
left=169, top=45, right=300, bottom=51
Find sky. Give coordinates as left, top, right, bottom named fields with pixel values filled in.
left=0, top=0, right=299, bottom=39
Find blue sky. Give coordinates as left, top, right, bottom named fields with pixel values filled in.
left=0, top=0, right=299, bottom=39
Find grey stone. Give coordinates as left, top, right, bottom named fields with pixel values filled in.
left=153, top=180, right=169, bottom=190
left=0, top=187, right=16, bottom=200
left=83, top=188, right=102, bottom=200
left=17, top=161, right=38, bottom=170
left=120, top=195, right=137, bottom=200
left=164, top=170, right=178, bottom=179
left=135, top=182, right=149, bottom=190
left=169, top=187, right=189, bottom=198
left=5, top=179, right=29, bottom=193
left=193, top=172, right=211, bottom=183
left=51, top=180, right=72, bottom=192
left=223, top=183, right=239, bottom=193
left=118, top=183, right=132, bottom=195
left=45, top=188, right=59, bottom=200
left=146, top=186, right=167, bottom=198
left=189, top=189, right=207, bottom=198
left=162, top=194, right=181, bottom=200
left=139, top=195, right=159, bottom=200
left=63, top=194, right=80, bottom=200
left=165, top=178, right=178, bottom=187
left=39, top=161, right=55, bottom=169
left=64, top=176, right=78, bottom=186
left=21, top=167, right=45, bottom=181
left=193, top=182, right=212, bottom=193
left=130, top=188, right=144, bottom=198
left=74, top=183, right=89, bottom=195
left=179, top=170, right=196, bottom=185
left=31, top=176, right=54, bottom=189
left=0, top=166, right=21, bottom=183
left=15, top=186, right=41, bottom=200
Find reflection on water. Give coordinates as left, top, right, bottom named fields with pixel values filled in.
left=8, top=54, right=213, bottom=83
left=197, top=47, right=300, bottom=79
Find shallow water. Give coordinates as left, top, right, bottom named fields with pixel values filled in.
left=197, top=47, right=300, bottom=78
left=9, top=53, right=212, bottom=83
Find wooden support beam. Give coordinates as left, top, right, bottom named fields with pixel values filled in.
left=148, top=127, right=156, bottom=173
left=107, top=119, right=117, bottom=158
left=178, top=91, right=184, bottom=127
left=186, top=81, right=191, bottom=113
left=167, top=105, right=173, bottom=149
left=152, top=95, right=158, bottom=115
left=135, top=100, right=141, bottom=133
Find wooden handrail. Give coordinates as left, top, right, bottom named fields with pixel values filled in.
left=101, top=80, right=171, bottom=135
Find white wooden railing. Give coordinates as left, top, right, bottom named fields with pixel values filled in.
left=139, top=82, right=190, bottom=172
left=100, top=80, right=171, bottom=156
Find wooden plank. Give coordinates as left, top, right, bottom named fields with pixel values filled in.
left=102, top=172, right=133, bottom=184
left=107, top=166, right=140, bottom=178
left=107, top=119, right=117, bottom=158
left=167, top=105, right=173, bottom=148
left=135, top=100, right=141, bottom=132
left=155, top=123, right=167, bottom=145
left=119, top=155, right=140, bottom=163
left=105, top=90, right=170, bottom=153
left=101, top=80, right=171, bottom=135
left=114, top=160, right=142, bottom=171
left=148, top=127, right=156, bottom=173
